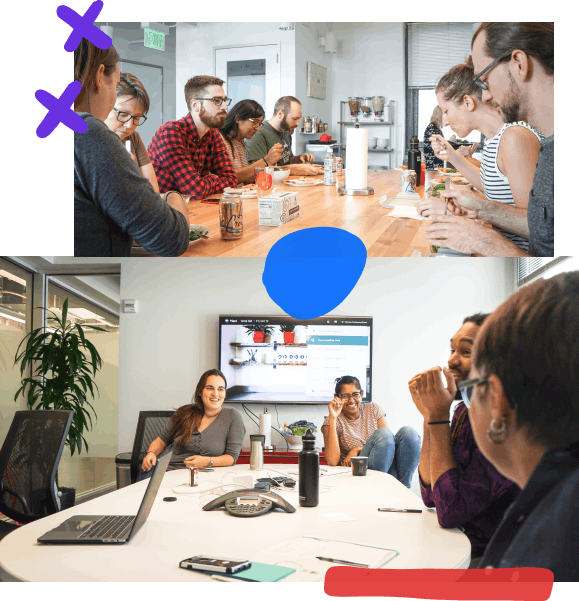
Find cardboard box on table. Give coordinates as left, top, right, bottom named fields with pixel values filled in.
left=258, top=191, right=300, bottom=227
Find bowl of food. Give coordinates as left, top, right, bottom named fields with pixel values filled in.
left=189, top=224, right=209, bottom=245
left=281, top=421, right=317, bottom=450
left=272, top=167, right=291, bottom=183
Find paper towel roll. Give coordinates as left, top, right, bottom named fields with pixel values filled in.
left=345, top=128, right=368, bottom=190
left=259, top=413, right=271, bottom=447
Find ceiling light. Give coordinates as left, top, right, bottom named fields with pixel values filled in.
left=279, top=22, right=294, bottom=31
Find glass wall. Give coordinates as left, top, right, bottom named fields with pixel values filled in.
left=46, top=282, right=120, bottom=497
left=0, top=259, right=33, bottom=445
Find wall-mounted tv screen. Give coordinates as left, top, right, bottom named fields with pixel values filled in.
left=219, top=315, right=373, bottom=404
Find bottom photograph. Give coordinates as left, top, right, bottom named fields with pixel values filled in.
left=0, top=256, right=577, bottom=585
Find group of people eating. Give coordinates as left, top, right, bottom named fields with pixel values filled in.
left=139, top=269, right=579, bottom=581
left=419, top=22, right=554, bottom=257
left=73, top=37, right=315, bottom=257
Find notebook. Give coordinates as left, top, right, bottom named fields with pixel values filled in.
left=206, top=562, right=296, bottom=582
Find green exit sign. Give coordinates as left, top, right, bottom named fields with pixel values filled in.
left=144, top=28, right=165, bottom=51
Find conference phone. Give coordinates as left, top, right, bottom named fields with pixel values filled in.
left=202, top=488, right=296, bottom=517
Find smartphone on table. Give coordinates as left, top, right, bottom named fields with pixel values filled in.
left=180, top=556, right=251, bottom=574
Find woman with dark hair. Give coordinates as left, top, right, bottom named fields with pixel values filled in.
left=74, top=39, right=189, bottom=257
left=140, top=369, right=245, bottom=475
left=423, top=106, right=444, bottom=171
left=417, top=57, right=543, bottom=253
left=104, top=72, right=160, bottom=193
left=461, top=272, right=579, bottom=580
left=220, top=99, right=283, bottom=184
left=321, top=376, right=421, bottom=487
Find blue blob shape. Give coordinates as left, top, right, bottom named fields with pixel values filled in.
left=263, top=227, right=367, bottom=320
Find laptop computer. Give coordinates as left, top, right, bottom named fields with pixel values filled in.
left=38, top=452, right=172, bottom=544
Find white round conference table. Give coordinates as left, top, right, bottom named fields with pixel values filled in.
left=0, top=464, right=470, bottom=582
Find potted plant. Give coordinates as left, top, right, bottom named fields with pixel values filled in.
left=243, top=324, right=274, bottom=344
left=13, top=298, right=104, bottom=509
left=280, top=324, right=296, bottom=344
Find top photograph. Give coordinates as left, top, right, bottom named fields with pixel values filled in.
left=74, top=22, right=554, bottom=258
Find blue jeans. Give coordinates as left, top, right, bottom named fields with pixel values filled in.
left=136, top=466, right=155, bottom=482
left=360, top=426, right=421, bottom=488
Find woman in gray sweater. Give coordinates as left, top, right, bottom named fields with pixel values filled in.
left=141, top=370, right=245, bottom=474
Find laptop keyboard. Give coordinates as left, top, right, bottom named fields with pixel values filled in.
left=79, top=515, right=135, bottom=540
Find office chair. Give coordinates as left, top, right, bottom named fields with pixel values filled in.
left=130, top=411, right=174, bottom=484
left=0, top=410, right=73, bottom=541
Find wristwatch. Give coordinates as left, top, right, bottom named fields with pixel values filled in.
left=208, top=457, right=213, bottom=468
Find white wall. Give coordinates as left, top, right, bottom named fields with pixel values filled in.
left=331, top=23, right=406, bottom=169
left=118, top=258, right=516, bottom=470
left=176, top=23, right=296, bottom=121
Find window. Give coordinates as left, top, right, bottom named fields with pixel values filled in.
left=517, top=257, right=575, bottom=288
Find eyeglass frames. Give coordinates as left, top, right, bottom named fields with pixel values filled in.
left=192, top=97, right=232, bottom=107
left=457, top=376, right=488, bottom=408
left=113, top=108, right=147, bottom=126
left=338, top=392, right=362, bottom=401
left=472, top=51, right=512, bottom=90
left=248, top=118, right=263, bottom=128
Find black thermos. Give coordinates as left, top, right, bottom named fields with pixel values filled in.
left=298, top=428, right=319, bottom=507
left=408, top=135, right=422, bottom=186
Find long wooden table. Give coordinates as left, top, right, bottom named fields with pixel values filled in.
left=138, top=170, right=434, bottom=258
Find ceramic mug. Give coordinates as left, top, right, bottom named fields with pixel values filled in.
left=368, top=137, right=377, bottom=149
left=377, top=138, right=388, bottom=149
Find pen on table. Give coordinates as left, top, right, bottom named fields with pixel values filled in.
left=378, top=508, right=422, bottom=513
left=316, top=556, right=368, bottom=567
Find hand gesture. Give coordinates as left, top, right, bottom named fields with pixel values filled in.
left=439, top=187, right=483, bottom=219
left=184, top=455, right=208, bottom=468
left=343, top=446, right=362, bottom=467
left=300, top=152, right=316, bottom=163
left=417, top=197, right=463, bottom=218
left=410, top=367, right=457, bottom=422
left=142, top=452, right=157, bottom=471
left=429, top=134, right=454, bottom=162
left=408, top=376, right=429, bottom=419
left=423, top=214, right=491, bottom=254
left=265, top=143, right=283, bottom=165
left=292, top=163, right=319, bottom=176
left=329, top=396, right=344, bottom=419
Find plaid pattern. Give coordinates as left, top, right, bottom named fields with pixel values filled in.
left=148, top=113, right=237, bottom=198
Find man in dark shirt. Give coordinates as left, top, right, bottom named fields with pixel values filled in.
left=148, top=75, right=238, bottom=198
left=246, top=96, right=319, bottom=176
left=423, top=23, right=554, bottom=257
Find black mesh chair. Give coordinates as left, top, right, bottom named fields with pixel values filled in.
left=130, top=411, right=173, bottom=484
left=0, top=410, right=73, bottom=540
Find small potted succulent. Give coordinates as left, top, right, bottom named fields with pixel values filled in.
left=279, top=324, right=295, bottom=344
left=244, top=324, right=274, bottom=344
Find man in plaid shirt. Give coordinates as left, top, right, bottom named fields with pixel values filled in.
left=148, top=75, right=238, bottom=198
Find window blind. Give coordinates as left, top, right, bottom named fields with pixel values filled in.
left=517, top=257, right=568, bottom=287
left=407, top=23, right=475, bottom=89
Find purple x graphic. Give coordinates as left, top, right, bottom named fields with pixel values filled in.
left=57, top=1, right=112, bottom=52
left=35, top=81, right=88, bottom=138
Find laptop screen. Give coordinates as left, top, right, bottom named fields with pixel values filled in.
left=127, top=452, right=172, bottom=540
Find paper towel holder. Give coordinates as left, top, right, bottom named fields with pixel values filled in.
left=338, top=123, right=375, bottom=196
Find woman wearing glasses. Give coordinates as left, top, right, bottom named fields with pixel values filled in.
left=220, top=100, right=283, bottom=184
left=417, top=57, right=543, bottom=253
left=408, top=314, right=519, bottom=568
left=104, top=72, right=160, bottom=193
left=321, top=375, right=421, bottom=488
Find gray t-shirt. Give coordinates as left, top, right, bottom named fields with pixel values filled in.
left=159, top=407, right=245, bottom=469
left=246, top=122, right=294, bottom=165
left=74, top=113, right=189, bottom=257
left=528, top=135, right=554, bottom=257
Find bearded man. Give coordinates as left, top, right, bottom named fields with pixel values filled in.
left=148, top=76, right=238, bottom=198
left=247, top=96, right=319, bottom=176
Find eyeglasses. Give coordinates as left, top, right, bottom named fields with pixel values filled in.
left=248, top=118, right=263, bottom=128
left=193, top=97, right=232, bottom=107
left=339, top=392, right=362, bottom=402
left=456, top=376, right=488, bottom=408
left=113, top=108, right=147, bottom=126
left=472, top=52, right=512, bottom=90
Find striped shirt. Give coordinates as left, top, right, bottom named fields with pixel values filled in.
left=220, top=134, right=249, bottom=170
left=323, top=402, right=386, bottom=464
left=480, top=122, right=544, bottom=252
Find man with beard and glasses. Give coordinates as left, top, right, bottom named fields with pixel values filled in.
left=148, top=76, right=237, bottom=198
left=246, top=96, right=320, bottom=176
left=423, top=23, right=554, bottom=257
left=408, top=314, right=519, bottom=568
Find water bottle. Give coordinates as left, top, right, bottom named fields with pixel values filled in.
left=324, top=148, right=335, bottom=186
left=249, top=434, right=265, bottom=471
left=298, top=428, right=319, bottom=507
left=408, top=135, right=422, bottom=186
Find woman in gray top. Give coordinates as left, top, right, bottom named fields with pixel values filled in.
left=141, top=370, right=245, bottom=473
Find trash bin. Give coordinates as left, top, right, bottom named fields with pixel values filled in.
left=115, top=452, right=132, bottom=489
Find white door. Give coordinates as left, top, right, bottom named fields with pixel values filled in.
left=119, top=60, right=163, bottom=149
left=215, top=45, right=280, bottom=119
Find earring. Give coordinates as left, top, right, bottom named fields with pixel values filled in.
left=487, top=417, right=507, bottom=444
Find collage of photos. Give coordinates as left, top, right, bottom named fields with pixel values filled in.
left=3, top=13, right=575, bottom=599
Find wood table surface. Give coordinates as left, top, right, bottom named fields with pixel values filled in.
left=139, top=170, right=435, bottom=258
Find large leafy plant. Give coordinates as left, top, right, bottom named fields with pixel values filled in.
left=14, top=298, right=104, bottom=455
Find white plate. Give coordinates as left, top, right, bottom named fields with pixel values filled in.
left=131, top=224, right=209, bottom=255
left=286, top=179, right=325, bottom=187
left=188, top=224, right=210, bottom=245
